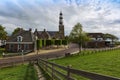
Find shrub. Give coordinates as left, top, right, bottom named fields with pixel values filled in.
left=62, top=40, right=68, bottom=45
left=37, top=39, right=42, bottom=49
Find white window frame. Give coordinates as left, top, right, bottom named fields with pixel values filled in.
left=17, top=36, right=23, bottom=42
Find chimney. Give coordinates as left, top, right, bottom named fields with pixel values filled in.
left=44, top=29, right=46, bottom=32
left=19, top=28, right=23, bottom=32
left=35, top=28, right=37, bottom=32
left=29, top=28, right=32, bottom=32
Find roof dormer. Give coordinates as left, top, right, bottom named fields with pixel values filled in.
left=17, top=36, right=23, bottom=42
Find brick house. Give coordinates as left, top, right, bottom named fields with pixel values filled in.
left=5, top=12, right=65, bottom=53
left=6, top=29, right=36, bottom=53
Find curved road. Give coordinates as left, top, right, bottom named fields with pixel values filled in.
left=0, top=47, right=79, bottom=67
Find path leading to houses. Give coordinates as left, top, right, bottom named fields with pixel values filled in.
left=34, top=64, right=46, bottom=80
left=27, top=47, right=67, bottom=56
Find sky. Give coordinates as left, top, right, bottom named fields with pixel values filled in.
left=0, top=0, right=120, bottom=38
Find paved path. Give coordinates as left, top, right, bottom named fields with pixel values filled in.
left=0, top=47, right=79, bottom=66
left=34, top=64, right=46, bottom=80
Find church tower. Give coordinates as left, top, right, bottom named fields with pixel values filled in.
left=59, top=11, right=64, bottom=39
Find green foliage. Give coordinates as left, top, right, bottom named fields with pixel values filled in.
left=0, top=63, right=38, bottom=80
left=69, top=23, right=89, bottom=44
left=46, top=40, right=52, bottom=46
left=0, top=48, right=5, bottom=57
left=37, top=39, right=42, bottom=49
left=65, top=36, right=70, bottom=43
left=62, top=40, right=68, bottom=45
left=51, top=49, right=120, bottom=79
left=69, top=23, right=90, bottom=52
left=12, top=28, right=24, bottom=35
left=24, top=63, right=38, bottom=80
left=104, top=33, right=118, bottom=40
left=115, top=41, right=120, bottom=45
left=0, top=25, right=7, bottom=39
left=51, top=39, right=55, bottom=45
left=42, top=40, right=46, bottom=47
left=55, top=40, right=62, bottom=45
left=36, top=39, right=68, bottom=48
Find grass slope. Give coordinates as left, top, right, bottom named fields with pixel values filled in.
left=51, top=49, right=120, bottom=79
left=0, top=48, right=5, bottom=57
left=0, top=63, right=38, bottom=80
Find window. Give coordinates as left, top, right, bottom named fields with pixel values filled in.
left=9, top=44, right=14, bottom=50
left=24, top=44, right=29, bottom=50
left=17, top=36, right=23, bottom=42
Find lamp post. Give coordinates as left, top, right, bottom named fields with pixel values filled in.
left=35, top=36, right=38, bottom=55
left=21, top=50, right=24, bottom=64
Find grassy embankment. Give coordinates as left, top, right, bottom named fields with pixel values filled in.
left=0, top=48, right=5, bottom=57
left=50, top=49, right=120, bottom=79
left=0, top=63, right=38, bottom=80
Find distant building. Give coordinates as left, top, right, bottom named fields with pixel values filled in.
left=6, top=29, right=36, bottom=53
left=85, top=33, right=113, bottom=48
left=34, top=11, right=65, bottom=39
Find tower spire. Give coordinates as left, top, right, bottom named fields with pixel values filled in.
left=59, top=11, right=63, bottom=24
left=59, top=11, right=64, bottom=39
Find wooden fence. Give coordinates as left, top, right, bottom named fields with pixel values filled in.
left=37, top=58, right=120, bottom=80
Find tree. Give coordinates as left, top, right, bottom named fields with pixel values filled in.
left=104, top=33, right=118, bottom=41
left=0, top=25, right=7, bottom=40
left=12, top=28, right=24, bottom=35
left=69, top=23, right=89, bottom=53
left=104, top=33, right=119, bottom=46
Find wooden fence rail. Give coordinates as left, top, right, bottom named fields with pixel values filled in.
left=37, top=58, right=120, bottom=80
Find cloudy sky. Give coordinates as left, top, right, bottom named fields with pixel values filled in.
left=0, top=0, right=120, bottom=38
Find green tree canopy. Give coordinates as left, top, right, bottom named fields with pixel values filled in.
left=12, top=28, right=24, bottom=35
left=69, top=23, right=90, bottom=52
left=104, top=33, right=118, bottom=40
left=0, top=25, right=7, bottom=40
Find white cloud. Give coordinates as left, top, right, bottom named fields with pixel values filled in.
left=0, top=0, right=120, bottom=39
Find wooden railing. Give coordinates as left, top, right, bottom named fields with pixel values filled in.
left=37, top=58, right=120, bottom=80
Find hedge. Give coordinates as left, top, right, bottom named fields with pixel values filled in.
left=37, top=39, right=42, bottom=49
left=46, top=40, right=52, bottom=46
left=62, top=40, right=68, bottom=45
left=37, top=39, right=68, bottom=48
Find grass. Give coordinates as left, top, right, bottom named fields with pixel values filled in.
left=50, top=49, right=120, bottom=79
left=0, top=63, right=38, bottom=80
left=0, top=48, right=5, bottom=57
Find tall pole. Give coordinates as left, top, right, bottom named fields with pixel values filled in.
left=80, top=28, right=82, bottom=53
left=36, top=36, right=38, bottom=55
left=21, top=50, right=24, bottom=64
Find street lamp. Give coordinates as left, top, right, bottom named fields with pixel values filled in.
left=35, top=36, right=38, bottom=55
left=21, top=50, right=24, bottom=64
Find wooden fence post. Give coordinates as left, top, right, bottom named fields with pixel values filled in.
left=67, top=65, right=71, bottom=80
left=52, top=63, right=54, bottom=80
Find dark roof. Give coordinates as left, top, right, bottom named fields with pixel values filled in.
left=87, top=33, right=104, bottom=38
left=7, top=30, right=35, bottom=42
left=47, top=31, right=58, bottom=37
left=35, top=30, right=58, bottom=38
left=37, top=31, right=42, bottom=35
